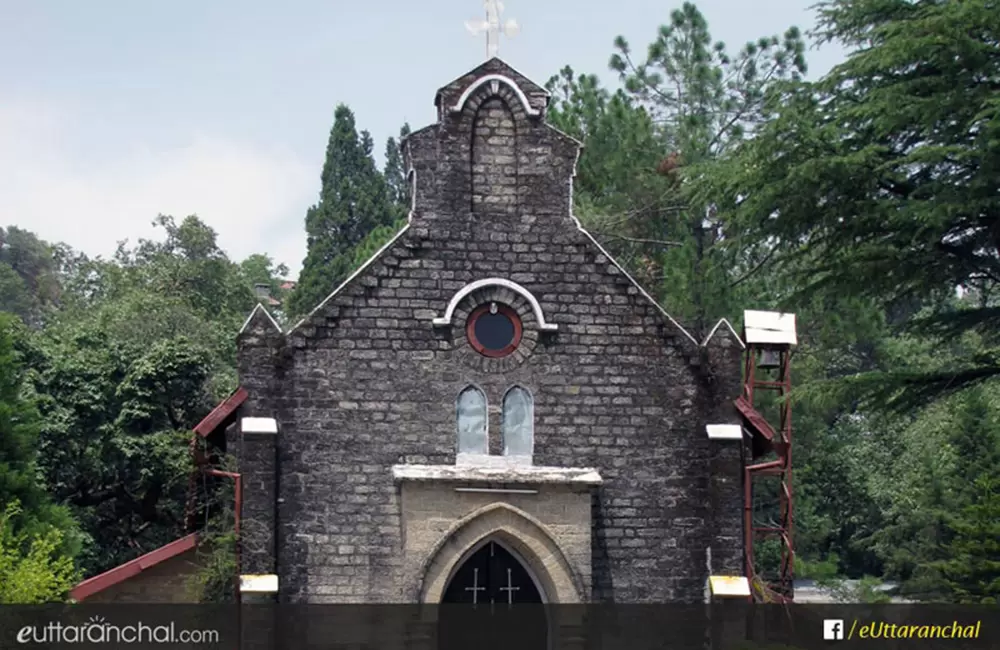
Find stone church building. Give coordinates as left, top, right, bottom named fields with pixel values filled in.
left=70, top=57, right=753, bottom=607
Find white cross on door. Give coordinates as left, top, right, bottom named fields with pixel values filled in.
left=498, top=567, right=520, bottom=605
left=464, top=567, right=486, bottom=605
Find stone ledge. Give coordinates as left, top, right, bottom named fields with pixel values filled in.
left=240, top=574, right=278, bottom=593
left=392, top=464, right=602, bottom=486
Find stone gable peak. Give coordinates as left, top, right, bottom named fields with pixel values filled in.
left=404, top=57, right=579, bottom=224
left=433, top=57, right=550, bottom=121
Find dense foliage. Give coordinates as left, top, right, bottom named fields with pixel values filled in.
left=0, top=500, right=77, bottom=603
left=1, top=0, right=996, bottom=603
left=0, top=314, right=79, bottom=602
left=710, top=0, right=1000, bottom=413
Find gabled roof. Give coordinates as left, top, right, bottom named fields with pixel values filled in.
left=239, top=303, right=283, bottom=335
left=433, top=57, right=549, bottom=111
left=287, top=59, right=745, bottom=351
left=69, top=533, right=200, bottom=601
left=565, top=146, right=744, bottom=350
left=193, top=386, right=248, bottom=438
left=288, top=222, right=412, bottom=334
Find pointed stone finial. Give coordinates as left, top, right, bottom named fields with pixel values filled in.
left=465, top=0, right=519, bottom=59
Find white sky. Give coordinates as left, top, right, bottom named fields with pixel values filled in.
left=0, top=0, right=844, bottom=275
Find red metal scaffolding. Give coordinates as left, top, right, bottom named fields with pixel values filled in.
left=737, top=311, right=796, bottom=603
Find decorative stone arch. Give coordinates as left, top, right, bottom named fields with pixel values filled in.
left=433, top=278, right=557, bottom=331
left=417, top=502, right=584, bottom=604
left=449, top=74, right=541, bottom=117
left=462, top=80, right=522, bottom=215
left=433, top=279, right=557, bottom=372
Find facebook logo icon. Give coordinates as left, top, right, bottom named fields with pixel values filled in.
left=824, top=620, right=845, bottom=640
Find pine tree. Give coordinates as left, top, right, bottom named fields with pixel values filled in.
left=713, top=0, right=1000, bottom=408
left=383, top=123, right=412, bottom=214
left=601, top=3, right=805, bottom=334
left=288, top=105, right=396, bottom=318
left=931, top=475, right=1000, bottom=604
left=947, top=388, right=1000, bottom=503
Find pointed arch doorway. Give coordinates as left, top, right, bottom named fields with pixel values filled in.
left=438, top=539, right=547, bottom=650
left=443, top=539, right=543, bottom=604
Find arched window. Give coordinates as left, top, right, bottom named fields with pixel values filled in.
left=456, top=386, right=488, bottom=455
left=502, top=386, right=533, bottom=458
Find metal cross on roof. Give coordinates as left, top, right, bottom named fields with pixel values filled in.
left=465, top=0, right=520, bottom=59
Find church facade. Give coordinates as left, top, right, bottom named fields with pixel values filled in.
left=231, top=57, right=748, bottom=605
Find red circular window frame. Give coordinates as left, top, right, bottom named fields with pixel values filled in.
left=466, top=304, right=523, bottom=358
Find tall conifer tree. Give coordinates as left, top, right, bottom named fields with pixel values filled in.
left=288, top=105, right=395, bottom=318
left=608, top=3, right=806, bottom=335
left=383, top=123, right=412, bottom=215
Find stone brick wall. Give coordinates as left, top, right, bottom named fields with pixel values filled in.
left=235, top=58, right=744, bottom=604
left=471, top=98, right=518, bottom=215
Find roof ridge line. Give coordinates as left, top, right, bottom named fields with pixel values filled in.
left=287, top=166, right=418, bottom=336
left=566, top=146, right=699, bottom=347
left=701, top=318, right=746, bottom=349
left=238, top=302, right=282, bottom=335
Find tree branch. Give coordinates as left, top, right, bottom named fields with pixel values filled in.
left=604, top=234, right=685, bottom=248
left=729, top=246, right=779, bottom=288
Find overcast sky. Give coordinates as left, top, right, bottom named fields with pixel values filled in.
left=0, top=0, right=844, bottom=275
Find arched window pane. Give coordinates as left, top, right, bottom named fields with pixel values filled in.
left=502, top=387, right=533, bottom=457
left=457, top=387, right=487, bottom=455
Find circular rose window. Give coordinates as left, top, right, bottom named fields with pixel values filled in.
left=466, top=302, right=522, bottom=358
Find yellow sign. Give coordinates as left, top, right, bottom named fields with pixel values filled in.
left=708, top=576, right=751, bottom=597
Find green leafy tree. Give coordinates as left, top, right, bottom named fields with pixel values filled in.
left=32, top=327, right=208, bottom=574
left=0, top=313, right=79, bottom=549
left=0, top=226, right=61, bottom=326
left=239, top=253, right=291, bottom=312
left=860, top=383, right=1000, bottom=599
left=289, top=105, right=397, bottom=317
left=711, top=0, right=1000, bottom=408
left=0, top=312, right=79, bottom=604
left=0, top=500, right=77, bottom=604
left=118, top=215, right=254, bottom=322
left=610, top=3, right=806, bottom=158
left=25, top=218, right=250, bottom=575
left=0, top=264, right=34, bottom=323
left=546, top=66, right=661, bottom=203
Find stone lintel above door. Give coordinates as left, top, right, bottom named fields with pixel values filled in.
left=392, top=463, right=602, bottom=486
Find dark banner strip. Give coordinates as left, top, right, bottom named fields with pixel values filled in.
left=0, top=604, right=995, bottom=649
